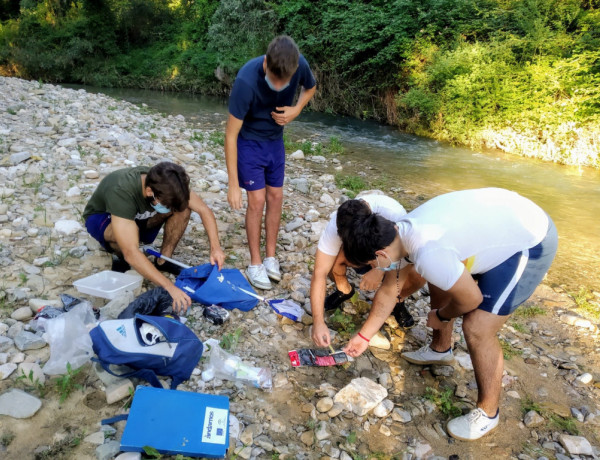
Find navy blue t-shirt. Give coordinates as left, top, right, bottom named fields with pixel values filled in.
left=228, top=55, right=316, bottom=141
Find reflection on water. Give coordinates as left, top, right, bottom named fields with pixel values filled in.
left=71, top=85, right=600, bottom=292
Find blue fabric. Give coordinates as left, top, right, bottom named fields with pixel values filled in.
left=228, top=55, right=316, bottom=141
left=90, top=315, right=203, bottom=390
left=85, top=212, right=162, bottom=251
left=475, top=218, right=558, bottom=315
left=237, top=137, right=285, bottom=190
left=175, top=264, right=259, bottom=311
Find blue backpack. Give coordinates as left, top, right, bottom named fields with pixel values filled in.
left=175, top=264, right=259, bottom=311
left=90, top=314, right=203, bottom=389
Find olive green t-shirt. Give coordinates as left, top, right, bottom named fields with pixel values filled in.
left=83, top=166, right=156, bottom=221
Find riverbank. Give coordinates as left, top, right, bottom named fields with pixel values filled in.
left=0, top=77, right=599, bottom=459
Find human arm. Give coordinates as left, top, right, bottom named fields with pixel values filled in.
left=271, top=85, right=316, bottom=126
left=188, top=191, right=225, bottom=270
left=224, top=114, right=244, bottom=210
left=426, top=268, right=483, bottom=329
left=359, top=269, right=385, bottom=291
left=310, top=249, right=338, bottom=347
left=343, top=267, right=410, bottom=357
left=111, top=216, right=191, bottom=313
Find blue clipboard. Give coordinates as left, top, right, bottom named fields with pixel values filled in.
left=120, top=386, right=230, bottom=458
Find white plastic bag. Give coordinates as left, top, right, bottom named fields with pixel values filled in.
left=202, top=339, right=272, bottom=390
left=42, top=301, right=97, bottom=375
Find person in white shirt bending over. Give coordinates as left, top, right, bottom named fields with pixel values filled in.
left=339, top=188, right=557, bottom=441
left=310, top=193, right=425, bottom=350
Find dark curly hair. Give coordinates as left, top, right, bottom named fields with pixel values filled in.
left=341, top=213, right=397, bottom=266
left=145, top=162, right=190, bottom=212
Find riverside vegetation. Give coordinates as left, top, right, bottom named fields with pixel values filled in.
left=1, top=0, right=599, bottom=168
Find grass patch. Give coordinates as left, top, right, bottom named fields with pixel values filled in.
left=208, top=131, right=225, bottom=147
left=513, top=305, right=546, bottom=319
left=570, top=287, right=600, bottom=320
left=335, top=174, right=366, bottom=198
left=329, top=308, right=357, bottom=338
left=220, top=328, right=243, bottom=351
left=189, top=131, right=205, bottom=143
left=510, top=321, right=528, bottom=334
left=1, top=431, right=15, bottom=447
left=424, top=387, right=461, bottom=418
left=55, top=362, right=84, bottom=404
left=500, top=339, right=523, bottom=360
left=522, top=396, right=579, bottom=435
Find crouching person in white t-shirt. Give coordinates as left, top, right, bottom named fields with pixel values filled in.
left=339, top=188, right=558, bottom=441
left=310, top=193, right=425, bottom=350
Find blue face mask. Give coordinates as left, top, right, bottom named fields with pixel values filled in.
left=151, top=195, right=171, bottom=214
left=265, top=74, right=290, bottom=92
left=375, top=251, right=409, bottom=272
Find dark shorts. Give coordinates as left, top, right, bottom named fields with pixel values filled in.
left=237, top=136, right=285, bottom=191
left=475, top=217, right=558, bottom=316
left=85, top=213, right=162, bottom=252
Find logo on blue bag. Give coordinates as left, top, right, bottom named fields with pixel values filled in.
left=116, top=325, right=127, bottom=337
left=217, top=273, right=224, bottom=283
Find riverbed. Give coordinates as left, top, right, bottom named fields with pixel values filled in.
left=70, top=85, right=600, bottom=294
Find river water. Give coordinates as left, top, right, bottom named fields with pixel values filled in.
left=72, top=86, right=600, bottom=294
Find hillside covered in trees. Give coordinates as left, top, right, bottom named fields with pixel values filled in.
left=1, top=0, right=599, bottom=167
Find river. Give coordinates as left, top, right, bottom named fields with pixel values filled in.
left=68, top=86, right=600, bottom=295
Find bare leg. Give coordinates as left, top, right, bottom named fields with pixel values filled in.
left=330, top=249, right=353, bottom=294
left=103, top=223, right=123, bottom=256
left=462, top=309, right=509, bottom=416
left=246, top=189, right=266, bottom=265
left=156, top=208, right=191, bottom=259
left=428, top=283, right=455, bottom=352
left=399, top=267, right=426, bottom=299
left=264, top=185, right=283, bottom=259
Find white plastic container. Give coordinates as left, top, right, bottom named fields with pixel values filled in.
left=73, top=270, right=142, bottom=300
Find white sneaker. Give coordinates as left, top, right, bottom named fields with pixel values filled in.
left=246, top=264, right=272, bottom=290
left=263, top=257, right=281, bottom=282
left=401, top=344, right=455, bottom=365
left=447, top=408, right=499, bottom=441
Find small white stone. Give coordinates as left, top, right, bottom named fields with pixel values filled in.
left=290, top=150, right=305, bottom=160
left=316, top=397, right=334, bottom=413
left=379, top=425, right=392, bottom=436
left=11, top=307, right=33, bottom=321
left=576, top=373, right=593, bottom=385
left=54, top=219, right=83, bottom=235
left=0, top=363, right=17, bottom=380
left=84, top=170, right=99, bottom=179
left=105, top=379, right=134, bottom=404
left=84, top=431, right=106, bottom=445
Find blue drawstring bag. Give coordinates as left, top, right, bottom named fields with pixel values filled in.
left=174, top=264, right=258, bottom=311
left=90, top=314, right=203, bottom=389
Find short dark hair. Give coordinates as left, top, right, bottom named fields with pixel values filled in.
left=341, top=214, right=397, bottom=266
left=146, top=162, right=190, bottom=212
left=336, top=199, right=371, bottom=240
left=266, top=36, right=299, bottom=80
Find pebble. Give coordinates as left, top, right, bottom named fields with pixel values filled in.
left=84, top=431, right=106, bottom=445
left=333, top=377, right=388, bottom=416
left=575, top=373, right=593, bottom=385
left=0, top=388, right=42, bottom=418
left=11, top=306, right=33, bottom=321
left=14, top=330, right=46, bottom=351
left=558, top=434, right=593, bottom=456
left=391, top=408, right=412, bottom=423
left=300, top=430, right=314, bottom=446
left=373, top=399, right=394, bottom=418
left=105, top=379, right=134, bottom=404
left=315, top=421, right=331, bottom=440
left=115, top=453, right=142, bottom=460
left=316, top=397, right=334, bottom=413
left=95, top=440, right=121, bottom=460
left=523, top=410, right=545, bottom=427
left=0, top=363, right=17, bottom=380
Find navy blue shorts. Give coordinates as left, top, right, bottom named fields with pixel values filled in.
left=237, top=136, right=285, bottom=191
left=85, top=213, right=162, bottom=252
left=475, top=218, right=558, bottom=316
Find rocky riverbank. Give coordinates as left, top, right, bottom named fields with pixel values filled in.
left=0, top=76, right=599, bottom=460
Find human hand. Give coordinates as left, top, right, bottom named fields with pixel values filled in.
left=343, top=334, right=370, bottom=358
left=271, top=106, right=300, bottom=126
left=359, top=269, right=384, bottom=291
left=167, top=286, right=192, bottom=314
left=227, top=184, right=243, bottom=210
left=311, top=321, right=331, bottom=347
left=210, top=247, right=226, bottom=270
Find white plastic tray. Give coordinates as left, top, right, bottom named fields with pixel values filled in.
left=73, top=270, right=142, bottom=300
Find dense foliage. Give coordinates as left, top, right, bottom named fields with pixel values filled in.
left=1, top=0, right=598, bottom=167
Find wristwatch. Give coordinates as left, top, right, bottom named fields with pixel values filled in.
left=435, top=309, right=451, bottom=323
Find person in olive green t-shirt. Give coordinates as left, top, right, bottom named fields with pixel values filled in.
left=83, top=162, right=225, bottom=313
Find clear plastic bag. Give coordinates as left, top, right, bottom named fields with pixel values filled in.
left=269, top=299, right=304, bottom=322
left=203, top=339, right=272, bottom=390
left=42, top=301, right=97, bottom=375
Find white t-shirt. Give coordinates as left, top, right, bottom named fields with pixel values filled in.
left=318, top=194, right=407, bottom=256
left=397, top=188, right=550, bottom=291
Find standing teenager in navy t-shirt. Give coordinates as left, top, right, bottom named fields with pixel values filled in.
left=225, top=36, right=316, bottom=290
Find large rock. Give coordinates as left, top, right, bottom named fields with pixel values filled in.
left=54, top=219, right=83, bottom=235
left=558, top=434, right=593, bottom=456
left=0, top=388, right=42, bottom=418
left=333, top=377, right=388, bottom=416
left=14, top=330, right=46, bottom=351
